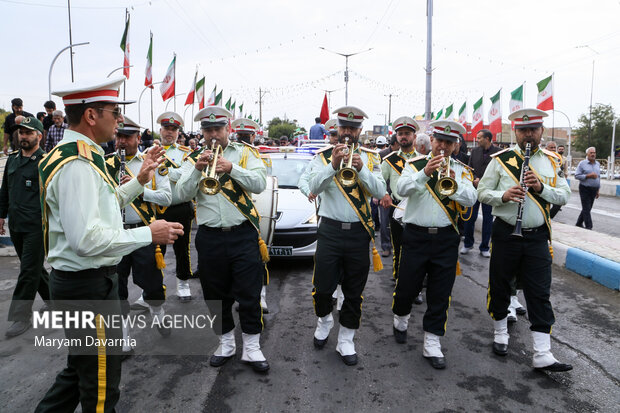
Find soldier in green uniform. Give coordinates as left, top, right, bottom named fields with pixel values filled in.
left=35, top=77, right=183, bottom=413
left=393, top=120, right=477, bottom=369
left=308, top=106, right=386, bottom=366
left=478, top=108, right=572, bottom=372
left=0, top=116, right=50, bottom=337
left=176, top=106, right=270, bottom=373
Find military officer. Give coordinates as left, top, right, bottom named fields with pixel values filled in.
left=35, top=77, right=183, bottom=413
left=105, top=116, right=173, bottom=345
left=308, top=106, right=386, bottom=366
left=478, top=108, right=572, bottom=372
left=325, top=118, right=338, bottom=145
left=393, top=120, right=477, bottom=369
left=379, top=116, right=420, bottom=281
left=154, top=112, right=195, bottom=301
left=176, top=106, right=269, bottom=373
left=0, top=116, right=50, bottom=337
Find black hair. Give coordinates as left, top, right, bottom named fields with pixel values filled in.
left=315, top=117, right=321, bottom=123
left=11, top=98, right=23, bottom=107
left=65, top=102, right=107, bottom=126
left=36, top=112, right=46, bottom=121
left=478, top=129, right=493, bottom=140
left=44, top=100, right=56, bottom=110
left=390, top=135, right=398, bottom=145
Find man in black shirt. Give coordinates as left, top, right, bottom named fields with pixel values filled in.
left=3, top=98, right=34, bottom=154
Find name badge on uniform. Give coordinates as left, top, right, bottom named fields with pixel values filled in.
left=25, top=179, right=32, bottom=188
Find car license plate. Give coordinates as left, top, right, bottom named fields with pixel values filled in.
left=269, top=246, right=293, bottom=256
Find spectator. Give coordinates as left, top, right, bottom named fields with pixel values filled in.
left=141, top=128, right=153, bottom=148
left=44, top=110, right=67, bottom=152
left=189, top=138, right=198, bottom=150
left=176, top=133, right=187, bottom=146
left=376, top=136, right=390, bottom=158
left=546, top=142, right=567, bottom=219
left=152, top=138, right=161, bottom=147
left=415, top=133, right=430, bottom=155
left=389, top=135, right=400, bottom=153
left=574, top=147, right=600, bottom=230
left=279, top=136, right=289, bottom=146
left=309, top=117, right=327, bottom=140
left=3, top=98, right=33, bottom=154
left=42, top=100, right=56, bottom=132
left=461, top=129, right=501, bottom=257
left=36, top=112, right=46, bottom=123
left=452, top=134, right=469, bottom=164
left=556, top=144, right=568, bottom=176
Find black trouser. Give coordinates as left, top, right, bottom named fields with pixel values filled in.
left=392, top=224, right=459, bottom=336
left=196, top=221, right=263, bottom=335
left=8, top=230, right=50, bottom=321
left=576, top=185, right=598, bottom=229
left=549, top=203, right=562, bottom=219
left=117, top=243, right=166, bottom=315
left=312, top=218, right=371, bottom=329
left=389, top=213, right=403, bottom=280
left=487, top=219, right=555, bottom=333
left=36, top=269, right=122, bottom=413
left=262, top=264, right=269, bottom=286
left=157, top=202, right=194, bottom=280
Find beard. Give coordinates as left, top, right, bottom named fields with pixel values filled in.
left=19, top=139, right=35, bottom=150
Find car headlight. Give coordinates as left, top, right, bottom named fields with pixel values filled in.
left=303, top=213, right=318, bottom=225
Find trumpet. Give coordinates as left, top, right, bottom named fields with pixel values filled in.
left=199, top=139, right=222, bottom=195
left=336, top=137, right=358, bottom=187
left=434, top=150, right=458, bottom=198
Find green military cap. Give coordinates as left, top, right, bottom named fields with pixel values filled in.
left=16, top=116, right=44, bottom=134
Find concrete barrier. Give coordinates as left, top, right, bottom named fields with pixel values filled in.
left=567, top=178, right=620, bottom=197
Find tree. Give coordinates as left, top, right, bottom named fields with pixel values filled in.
left=266, top=117, right=297, bottom=140
left=574, top=103, right=617, bottom=158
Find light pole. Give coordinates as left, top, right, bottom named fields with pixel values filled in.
left=425, top=0, right=433, bottom=120
left=315, top=87, right=344, bottom=110
left=609, top=116, right=618, bottom=180
left=319, top=47, right=373, bottom=105
left=165, top=94, right=185, bottom=111
left=107, top=65, right=134, bottom=78
left=576, top=45, right=599, bottom=144
left=48, top=42, right=89, bottom=100
left=138, top=82, right=162, bottom=123
left=553, top=109, right=572, bottom=170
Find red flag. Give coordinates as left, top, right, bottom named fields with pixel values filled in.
left=320, top=93, right=329, bottom=124
left=184, top=72, right=196, bottom=106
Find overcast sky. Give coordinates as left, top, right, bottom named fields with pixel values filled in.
left=1, top=0, right=618, bottom=133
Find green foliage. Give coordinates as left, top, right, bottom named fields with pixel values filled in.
left=574, top=103, right=617, bottom=158
left=0, top=108, right=9, bottom=135
left=266, top=117, right=297, bottom=139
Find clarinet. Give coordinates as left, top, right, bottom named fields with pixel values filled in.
left=119, top=149, right=126, bottom=223
left=511, top=142, right=531, bottom=237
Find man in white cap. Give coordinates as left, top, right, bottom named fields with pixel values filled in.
left=393, top=120, right=477, bottom=369
left=154, top=112, right=195, bottom=302
left=36, top=76, right=183, bottom=412
left=307, top=106, right=386, bottom=366
left=105, top=116, right=173, bottom=346
left=324, top=119, right=339, bottom=145
left=379, top=116, right=420, bottom=278
left=176, top=106, right=269, bottom=373
left=478, top=108, right=572, bottom=372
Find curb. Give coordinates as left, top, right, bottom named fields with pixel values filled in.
left=567, top=178, right=620, bottom=197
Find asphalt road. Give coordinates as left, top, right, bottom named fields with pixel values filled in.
left=0, top=228, right=618, bottom=412
left=551, top=193, right=620, bottom=237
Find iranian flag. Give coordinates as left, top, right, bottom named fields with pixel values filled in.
left=184, top=72, right=197, bottom=106
left=435, top=108, right=443, bottom=120
left=239, top=103, right=244, bottom=117
left=537, top=75, right=554, bottom=111
left=196, top=77, right=205, bottom=109
left=509, top=84, right=524, bottom=113
left=488, top=89, right=502, bottom=135
left=225, top=97, right=232, bottom=111
left=206, top=86, right=217, bottom=106
left=160, top=55, right=175, bottom=101
left=231, top=101, right=236, bottom=118
left=471, top=97, right=484, bottom=136
left=144, top=32, right=153, bottom=88
left=120, top=14, right=130, bottom=78
left=320, top=93, right=329, bottom=124
left=214, top=90, right=223, bottom=106
left=458, top=102, right=467, bottom=126
left=444, top=104, right=454, bottom=120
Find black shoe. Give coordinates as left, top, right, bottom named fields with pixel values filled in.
left=515, top=307, right=526, bottom=316
left=245, top=359, right=270, bottom=373
left=5, top=320, right=31, bottom=338
left=340, top=353, right=358, bottom=366
left=121, top=349, right=135, bottom=361
left=157, top=325, right=172, bottom=337
left=130, top=301, right=150, bottom=312
left=393, top=326, right=407, bottom=344
left=210, top=354, right=233, bottom=367
left=424, top=356, right=446, bottom=369
left=414, top=293, right=424, bottom=305
left=313, top=336, right=328, bottom=349
left=507, top=314, right=517, bottom=323
left=535, top=362, right=573, bottom=372
left=261, top=307, right=270, bottom=314
left=492, top=342, right=508, bottom=356
left=178, top=295, right=192, bottom=302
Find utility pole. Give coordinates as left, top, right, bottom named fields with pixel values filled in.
left=385, top=94, right=397, bottom=124
left=257, top=88, right=268, bottom=125
left=67, top=0, right=75, bottom=82
left=425, top=0, right=433, bottom=120
left=319, top=47, right=373, bottom=105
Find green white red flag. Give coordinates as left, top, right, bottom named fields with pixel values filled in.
left=537, top=75, right=554, bottom=111
left=435, top=108, right=443, bottom=120
left=160, top=55, right=176, bottom=101
left=488, top=89, right=502, bottom=135
left=120, top=14, right=130, bottom=78
left=184, top=72, right=197, bottom=106
left=206, top=86, right=217, bottom=106
left=509, top=84, right=524, bottom=113
left=458, top=102, right=467, bottom=126
left=444, top=104, right=454, bottom=120
left=196, top=77, right=205, bottom=109
left=214, top=90, right=223, bottom=106
left=472, top=97, right=484, bottom=136
left=144, top=32, right=153, bottom=88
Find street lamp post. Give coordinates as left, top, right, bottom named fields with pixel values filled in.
left=138, top=82, right=162, bottom=123
left=107, top=66, right=134, bottom=78
left=48, top=42, right=89, bottom=100
left=165, top=94, right=185, bottom=111
left=319, top=47, right=373, bottom=105
left=609, top=116, right=618, bottom=180
left=315, top=87, right=344, bottom=110
left=576, top=45, right=599, bottom=145
left=553, top=109, right=572, bottom=170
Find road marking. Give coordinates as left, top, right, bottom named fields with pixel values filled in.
left=563, top=204, right=620, bottom=218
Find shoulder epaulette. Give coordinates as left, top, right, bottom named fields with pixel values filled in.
left=315, top=145, right=333, bottom=154
left=76, top=140, right=94, bottom=161
left=407, top=155, right=427, bottom=163
left=452, top=158, right=473, bottom=170
left=104, top=152, right=116, bottom=159
left=490, top=148, right=511, bottom=158
left=541, top=148, right=561, bottom=159
left=178, top=145, right=191, bottom=152
left=7, top=150, right=19, bottom=156
left=382, top=150, right=398, bottom=161
left=240, top=141, right=257, bottom=149
left=360, top=146, right=380, bottom=154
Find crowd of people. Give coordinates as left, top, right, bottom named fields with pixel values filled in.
left=0, top=79, right=592, bottom=412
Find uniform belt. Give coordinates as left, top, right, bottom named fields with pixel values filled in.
left=405, top=223, right=453, bottom=234
left=53, top=265, right=117, bottom=278
left=498, top=219, right=547, bottom=234
left=321, top=217, right=364, bottom=231
left=200, top=220, right=251, bottom=232
left=124, top=222, right=146, bottom=229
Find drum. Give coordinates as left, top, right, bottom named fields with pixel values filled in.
left=392, top=198, right=407, bottom=227
left=252, top=176, right=278, bottom=246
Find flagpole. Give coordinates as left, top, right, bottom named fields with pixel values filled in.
left=551, top=73, right=555, bottom=141
left=150, top=87, right=154, bottom=137
left=173, top=52, right=177, bottom=112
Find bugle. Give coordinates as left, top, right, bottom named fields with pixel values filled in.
left=336, top=137, right=358, bottom=187
left=435, top=150, right=458, bottom=198
left=199, top=139, right=222, bottom=195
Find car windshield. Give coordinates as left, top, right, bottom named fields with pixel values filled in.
left=268, top=157, right=311, bottom=188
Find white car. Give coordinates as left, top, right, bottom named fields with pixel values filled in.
left=262, top=148, right=318, bottom=257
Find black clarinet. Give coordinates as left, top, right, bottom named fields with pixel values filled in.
left=119, top=149, right=126, bottom=223
left=511, top=142, right=531, bottom=237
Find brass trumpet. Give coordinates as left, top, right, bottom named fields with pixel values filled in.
left=199, top=139, right=222, bottom=195
left=336, top=137, right=358, bottom=187
left=435, top=150, right=458, bottom=198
